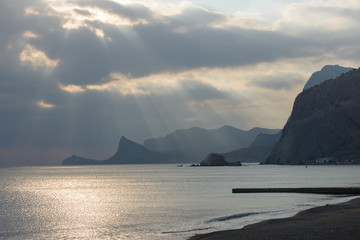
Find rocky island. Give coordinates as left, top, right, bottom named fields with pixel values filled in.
left=197, top=153, right=241, bottom=166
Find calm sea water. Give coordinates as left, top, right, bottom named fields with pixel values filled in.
left=0, top=164, right=359, bottom=240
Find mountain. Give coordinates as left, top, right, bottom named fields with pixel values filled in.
left=266, top=67, right=360, bottom=164
left=223, top=131, right=281, bottom=163
left=250, top=131, right=282, bottom=148
left=62, top=136, right=172, bottom=165
left=143, top=126, right=280, bottom=162
left=303, top=65, right=353, bottom=90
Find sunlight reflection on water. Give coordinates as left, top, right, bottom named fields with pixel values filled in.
left=0, top=164, right=359, bottom=239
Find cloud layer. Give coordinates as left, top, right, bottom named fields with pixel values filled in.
left=0, top=0, right=359, bottom=166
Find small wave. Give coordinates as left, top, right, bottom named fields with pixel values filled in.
left=296, top=204, right=317, bottom=208
left=206, top=211, right=267, bottom=223
left=206, top=209, right=287, bottom=223
left=162, top=227, right=213, bottom=234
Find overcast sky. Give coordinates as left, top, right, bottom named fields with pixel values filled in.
left=1, top=0, right=359, bottom=166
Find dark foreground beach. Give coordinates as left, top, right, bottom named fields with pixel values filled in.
left=189, top=197, right=360, bottom=240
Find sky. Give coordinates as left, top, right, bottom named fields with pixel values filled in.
left=0, top=0, right=359, bottom=166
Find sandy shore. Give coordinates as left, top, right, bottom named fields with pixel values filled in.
left=189, top=197, right=360, bottom=240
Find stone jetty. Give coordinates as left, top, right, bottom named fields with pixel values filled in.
left=232, top=187, right=360, bottom=195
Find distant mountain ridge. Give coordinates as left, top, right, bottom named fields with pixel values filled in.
left=223, top=131, right=281, bottom=163
left=303, top=65, right=353, bottom=90
left=62, top=136, right=172, bottom=165
left=266, top=67, right=360, bottom=164
left=62, top=126, right=281, bottom=165
left=144, top=126, right=280, bottom=162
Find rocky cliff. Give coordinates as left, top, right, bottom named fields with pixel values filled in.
left=266, top=68, right=360, bottom=164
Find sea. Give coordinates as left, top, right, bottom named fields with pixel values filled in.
left=0, top=164, right=359, bottom=240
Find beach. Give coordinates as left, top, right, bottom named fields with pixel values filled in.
left=189, top=197, right=360, bottom=240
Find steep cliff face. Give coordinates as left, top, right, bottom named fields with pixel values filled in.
left=266, top=68, right=360, bottom=164
left=103, top=136, right=171, bottom=164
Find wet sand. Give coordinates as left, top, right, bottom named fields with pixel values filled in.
left=189, top=197, right=360, bottom=240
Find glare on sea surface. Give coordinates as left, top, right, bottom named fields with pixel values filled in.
left=5, top=167, right=150, bottom=239
left=2, top=165, right=360, bottom=240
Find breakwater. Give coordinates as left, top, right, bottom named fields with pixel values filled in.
left=232, top=187, right=360, bottom=195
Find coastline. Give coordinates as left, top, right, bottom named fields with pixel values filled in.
left=188, top=197, right=360, bottom=240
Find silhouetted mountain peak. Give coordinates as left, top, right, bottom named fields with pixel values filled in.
left=119, top=136, right=134, bottom=146
left=303, top=64, right=353, bottom=90
left=117, top=136, right=145, bottom=153
left=62, top=136, right=171, bottom=165
left=120, top=136, right=127, bottom=142
left=219, top=125, right=237, bottom=130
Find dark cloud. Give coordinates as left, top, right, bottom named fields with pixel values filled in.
left=72, top=0, right=154, bottom=22
left=51, top=28, right=111, bottom=85
left=167, top=6, right=227, bottom=29
left=180, top=80, right=225, bottom=101
left=73, top=8, right=92, bottom=17
left=126, top=23, right=311, bottom=78
left=0, top=0, right=359, bottom=166
left=2, top=1, right=314, bottom=85
left=2, top=1, right=358, bottom=86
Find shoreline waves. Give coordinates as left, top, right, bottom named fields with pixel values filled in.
left=188, top=197, right=360, bottom=240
